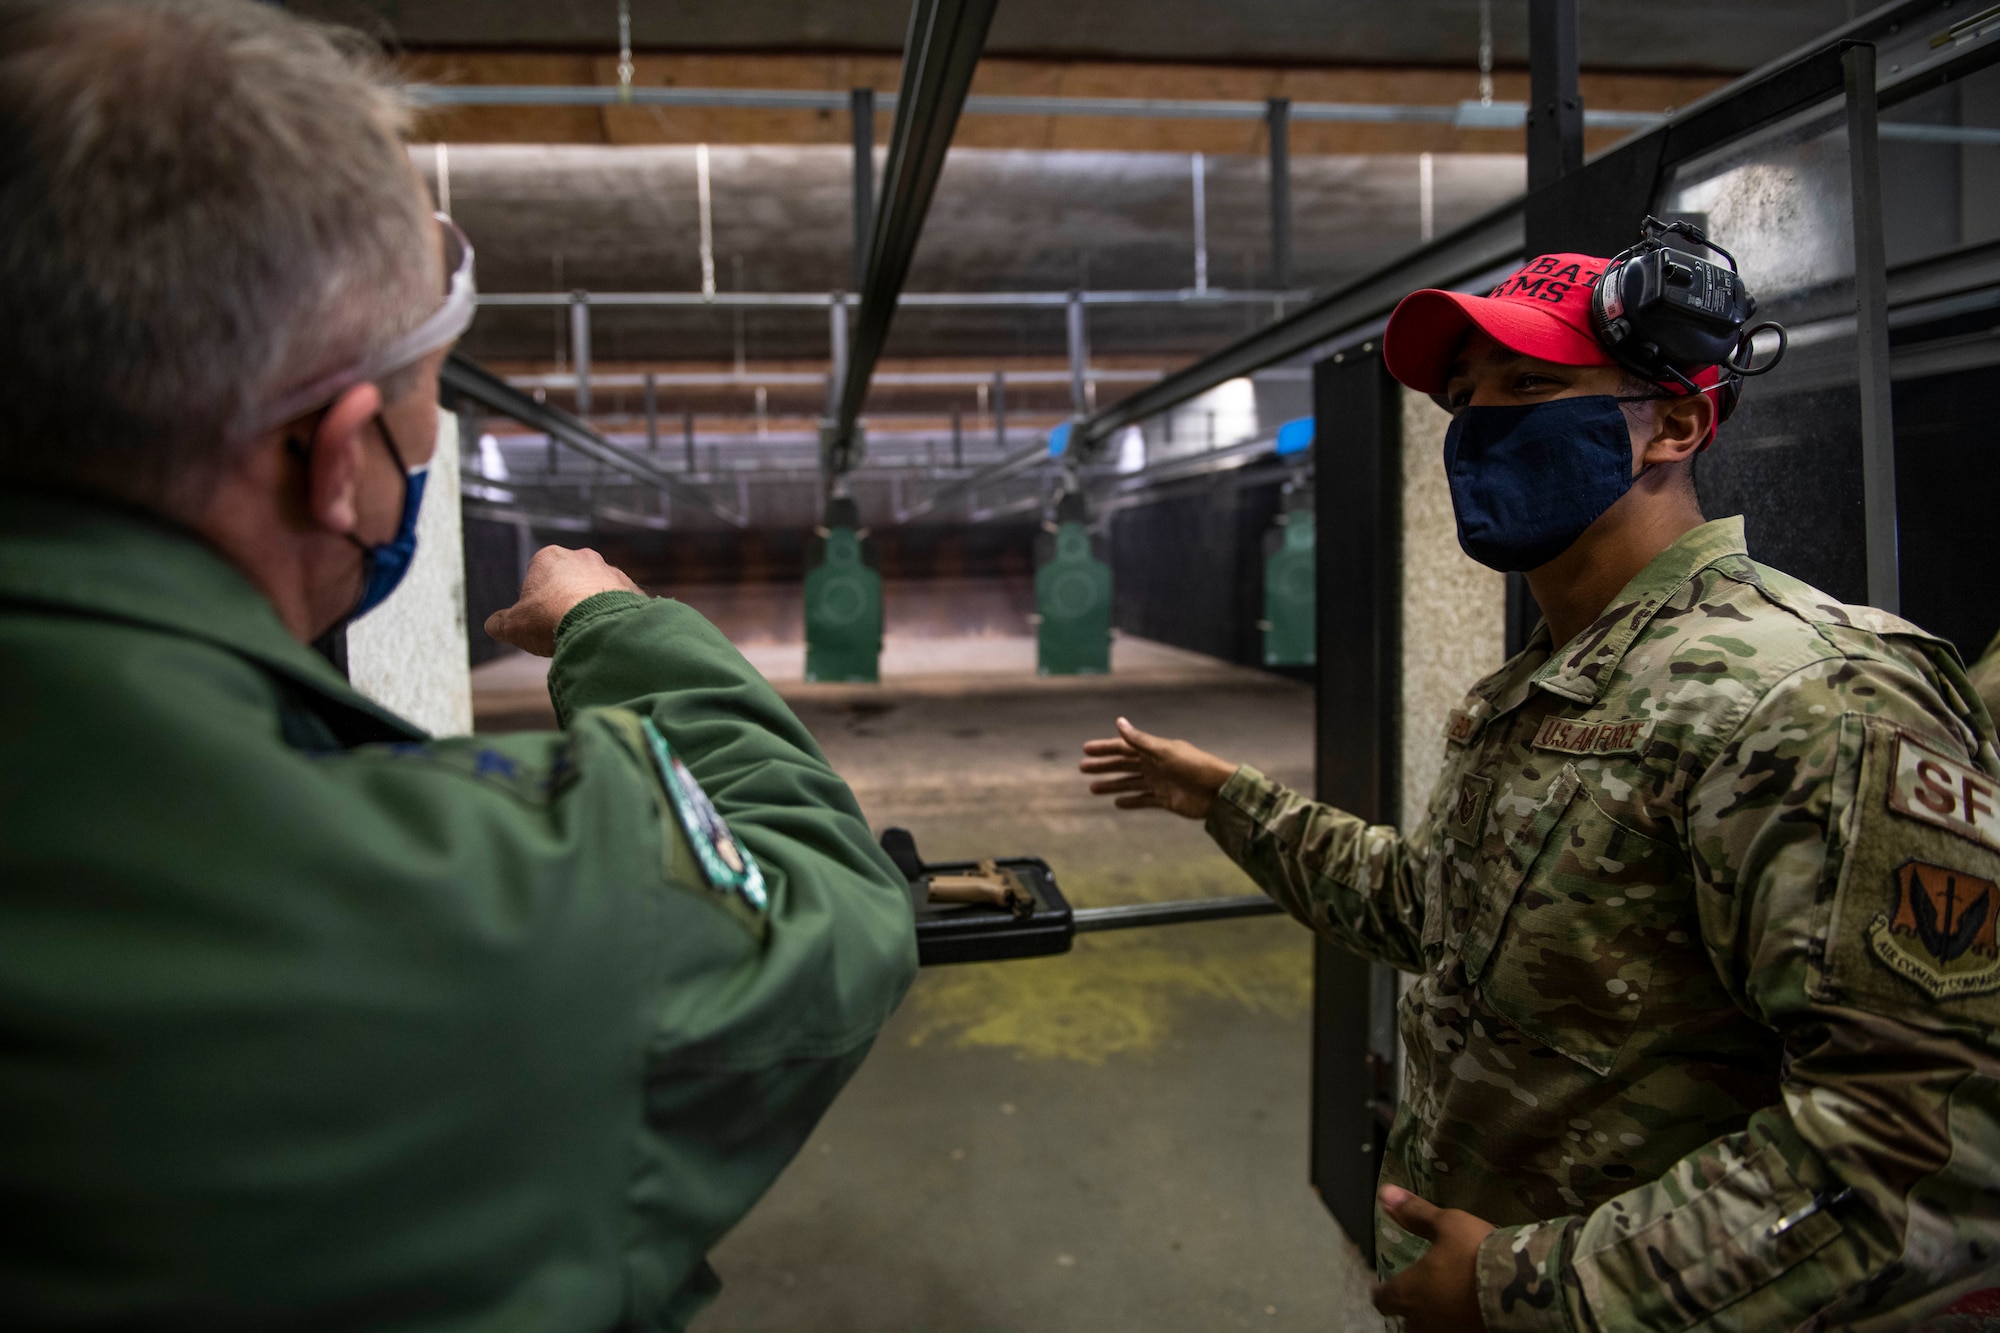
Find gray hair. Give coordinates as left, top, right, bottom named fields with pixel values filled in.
left=0, top=0, right=438, bottom=514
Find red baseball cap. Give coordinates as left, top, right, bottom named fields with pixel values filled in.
left=1384, top=253, right=1614, bottom=393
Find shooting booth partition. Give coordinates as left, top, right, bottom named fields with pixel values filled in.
left=1304, top=0, right=2000, bottom=1258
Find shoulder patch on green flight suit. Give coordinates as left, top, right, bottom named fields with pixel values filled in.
left=591, top=708, right=769, bottom=938
left=1822, top=716, right=2000, bottom=1020
left=637, top=718, right=768, bottom=918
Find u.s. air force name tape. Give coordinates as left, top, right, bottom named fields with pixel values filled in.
left=1532, top=715, right=1655, bottom=757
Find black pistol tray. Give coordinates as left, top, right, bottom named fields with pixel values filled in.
left=911, top=856, right=1074, bottom=967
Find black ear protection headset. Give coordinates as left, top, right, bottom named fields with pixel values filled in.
left=1589, top=215, right=1787, bottom=425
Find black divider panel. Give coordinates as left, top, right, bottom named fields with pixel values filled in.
left=1893, top=366, right=2000, bottom=659
left=1694, top=385, right=1868, bottom=604
left=1108, top=464, right=1289, bottom=670
left=463, top=517, right=526, bottom=667
left=1309, top=350, right=1401, bottom=1263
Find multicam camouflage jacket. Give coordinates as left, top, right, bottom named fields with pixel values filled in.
left=1207, top=517, right=2000, bottom=1331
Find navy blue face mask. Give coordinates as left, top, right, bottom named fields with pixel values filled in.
left=347, top=417, right=427, bottom=621
left=1442, top=395, right=1641, bottom=573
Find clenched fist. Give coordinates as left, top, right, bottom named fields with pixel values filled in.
left=1078, top=717, right=1239, bottom=821
left=484, top=545, right=645, bottom=657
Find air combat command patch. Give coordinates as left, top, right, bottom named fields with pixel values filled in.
left=1867, top=860, right=2000, bottom=1000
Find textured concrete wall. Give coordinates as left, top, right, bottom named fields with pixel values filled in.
left=347, top=411, right=473, bottom=737
left=1398, top=388, right=1504, bottom=829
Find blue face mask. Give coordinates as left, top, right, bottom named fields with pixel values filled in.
left=347, top=418, right=427, bottom=620
left=1442, top=395, right=1640, bottom=573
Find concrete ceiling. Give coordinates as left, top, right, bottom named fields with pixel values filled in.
left=443, top=144, right=1525, bottom=367
left=300, top=0, right=1854, bottom=74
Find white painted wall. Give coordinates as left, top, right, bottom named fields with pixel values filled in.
left=346, top=409, right=473, bottom=737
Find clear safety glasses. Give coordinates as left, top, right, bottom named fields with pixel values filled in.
left=254, top=212, right=476, bottom=434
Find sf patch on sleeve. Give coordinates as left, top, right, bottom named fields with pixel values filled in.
left=1821, top=718, right=2000, bottom=1021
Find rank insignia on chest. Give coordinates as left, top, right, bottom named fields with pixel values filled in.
left=1445, top=774, right=1493, bottom=847
left=1532, top=715, right=1655, bottom=757
left=640, top=718, right=769, bottom=915
left=1867, top=860, right=2000, bottom=999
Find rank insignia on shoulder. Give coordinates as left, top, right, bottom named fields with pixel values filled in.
left=1868, top=860, right=2000, bottom=999
left=1444, top=700, right=1488, bottom=745
left=639, top=718, right=769, bottom=915
left=1887, top=733, right=2000, bottom=855
left=1446, top=773, right=1493, bottom=847
left=1532, top=715, right=1654, bottom=757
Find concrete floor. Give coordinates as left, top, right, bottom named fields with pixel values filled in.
left=472, top=590, right=1384, bottom=1332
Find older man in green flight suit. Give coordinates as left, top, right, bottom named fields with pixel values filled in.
left=1084, top=251, right=2000, bottom=1330
left=0, top=3, right=914, bottom=1328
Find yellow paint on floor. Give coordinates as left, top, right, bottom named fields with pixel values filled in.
left=905, top=918, right=1312, bottom=1065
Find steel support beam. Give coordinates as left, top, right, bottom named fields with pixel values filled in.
left=441, top=352, right=746, bottom=526
left=826, top=0, right=1000, bottom=479
left=1526, top=0, right=1583, bottom=194
left=1066, top=292, right=1090, bottom=417
left=478, top=287, right=1307, bottom=310
left=569, top=292, right=593, bottom=417
left=643, top=371, right=658, bottom=451
left=1268, top=97, right=1293, bottom=289
left=1847, top=43, right=1900, bottom=614
left=851, top=88, right=875, bottom=293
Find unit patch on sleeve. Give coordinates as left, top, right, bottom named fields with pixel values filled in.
left=1532, top=715, right=1655, bottom=757
left=640, top=718, right=769, bottom=915
left=1887, top=733, right=2000, bottom=855
left=1866, top=860, right=2000, bottom=1000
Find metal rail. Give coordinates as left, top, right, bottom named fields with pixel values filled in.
left=828, top=0, right=999, bottom=476
left=1071, top=895, right=1283, bottom=933
left=409, top=82, right=1664, bottom=129
left=476, top=287, right=1307, bottom=310
left=441, top=352, right=747, bottom=526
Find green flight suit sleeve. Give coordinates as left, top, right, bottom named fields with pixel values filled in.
left=1204, top=765, right=1429, bottom=973
left=1471, top=649, right=2000, bottom=1333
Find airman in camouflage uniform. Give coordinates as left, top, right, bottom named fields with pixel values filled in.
left=1209, top=514, right=2000, bottom=1329
left=1083, top=248, right=2000, bottom=1329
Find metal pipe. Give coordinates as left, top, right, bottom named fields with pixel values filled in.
left=505, top=368, right=1165, bottom=390
left=1071, top=895, right=1282, bottom=933
left=408, top=82, right=1665, bottom=129
left=569, top=293, right=592, bottom=416
left=827, top=295, right=849, bottom=415
left=829, top=0, right=1001, bottom=477
left=1066, top=292, right=1090, bottom=417
left=695, top=145, right=716, bottom=300
left=992, top=371, right=1006, bottom=451
left=1190, top=152, right=1209, bottom=294
left=442, top=352, right=746, bottom=526
left=851, top=89, right=875, bottom=292
left=1526, top=0, right=1583, bottom=193
left=477, top=287, right=1310, bottom=309
left=1847, top=43, right=1900, bottom=614
left=1268, top=98, right=1292, bottom=289
left=643, top=371, right=658, bottom=450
